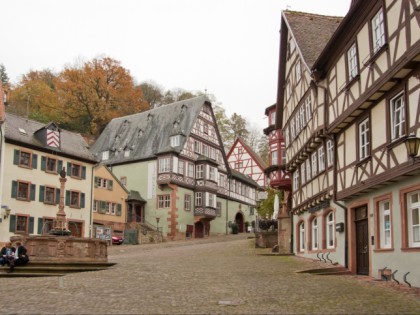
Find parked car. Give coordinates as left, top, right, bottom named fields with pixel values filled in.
left=112, top=235, right=124, bottom=245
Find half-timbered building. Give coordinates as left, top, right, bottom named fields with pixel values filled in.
left=91, top=96, right=258, bottom=239
left=227, top=137, right=268, bottom=187
left=275, top=0, right=420, bottom=286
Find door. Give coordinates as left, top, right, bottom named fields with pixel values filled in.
left=356, top=218, right=369, bottom=275
left=194, top=221, right=204, bottom=238
left=235, top=212, right=244, bottom=233
left=68, top=221, right=83, bottom=237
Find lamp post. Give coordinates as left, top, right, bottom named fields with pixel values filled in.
left=404, top=133, right=420, bottom=163
left=156, top=217, right=160, bottom=232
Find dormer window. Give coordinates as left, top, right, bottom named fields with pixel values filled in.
left=170, top=135, right=180, bottom=147
left=46, top=129, right=60, bottom=148
left=102, top=151, right=109, bottom=161
left=124, top=150, right=130, bottom=158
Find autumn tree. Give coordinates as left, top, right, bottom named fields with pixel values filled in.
left=57, top=57, right=149, bottom=135
left=0, top=64, right=9, bottom=86
left=139, top=81, right=164, bottom=108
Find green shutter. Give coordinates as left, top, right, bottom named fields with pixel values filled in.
left=58, top=160, right=63, bottom=173
left=99, top=201, right=106, bottom=214
left=94, top=176, right=98, bottom=188
left=11, top=181, right=17, bottom=198
left=67, top=162, right=71, bottom=176
left=41, top=156, right=46, bottom=171
left=82, top=166, right=86, bottom=179
left=80, top=193, right=85, bottom=208
left=13, top=150, right=20, bottom=165
left=32, top=154, right=38, bottom=169
left=29, top=217, right=34, bottom=234
left=30, top=184, right=36, bottom=201
left=65, top=190, right=70, bottom=206
left=55, top=189, right=60, bottom=205
left=9, top=214, right=16, bottom=232
left=107, top=180, right=113, bottom=190
left=116, top=204, right=122, bottom=216
left=39, top=185, right=45, bottom=202
left=37, top=217, right=43, bottom=234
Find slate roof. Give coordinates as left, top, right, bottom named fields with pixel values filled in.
left=91, top=95, right=210, bottom=164
left=283, top=11, right=343, bottom=69
left=5, top=113, right=96, bottom=163
left=127, top=190, right=146, bottom=202
left=231, top=169, right=260, bottom=189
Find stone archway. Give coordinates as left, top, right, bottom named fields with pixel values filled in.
left=194, top=221, right=204, bottom=238
left=235, top=212, right=245, bottom=233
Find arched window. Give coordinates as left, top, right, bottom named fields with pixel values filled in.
left=299, top=221, right=305, bottom=252
left=312, top=217, right=319, bottom=250
left=326, top=212, right=335, bottom=249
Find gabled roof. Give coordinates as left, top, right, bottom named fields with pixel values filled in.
left=231, top=169, right=260, bottom=188
left=227, top=137, right=268, bottom=170
left=4, top=113, right=96, bottom=163
left=95, top=164, right=129, bottom=194
left=283, top=11, right=343, bottom=69
left=91, top=95, right=210, bottom=164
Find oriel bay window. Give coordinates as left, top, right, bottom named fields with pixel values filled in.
left=195, top=192, right=203, bottom=206
left=196, top=165, right=204, bottom=179
left=158, top=157, right=171, bottom=173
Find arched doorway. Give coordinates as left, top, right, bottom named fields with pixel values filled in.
left=235, top=212, right=244, bottom=233
left=194, top=221, right=204, bottom=238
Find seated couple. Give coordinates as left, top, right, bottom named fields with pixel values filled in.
left=0, top=241, right=30, bottom=273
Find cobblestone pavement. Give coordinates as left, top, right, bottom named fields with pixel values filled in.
left=1, top=234, right=420, bottom=314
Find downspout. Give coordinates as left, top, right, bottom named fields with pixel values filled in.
left=90, top=163, right=100, bottom=238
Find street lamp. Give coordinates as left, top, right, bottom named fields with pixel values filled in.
left=404, top=133, right=420, bottom=163
left=156, top=217, right=160, bottom=232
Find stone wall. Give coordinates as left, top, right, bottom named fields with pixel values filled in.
left=254, top=231, right=278, bottom=248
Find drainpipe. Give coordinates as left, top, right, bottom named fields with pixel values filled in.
left=332, top=133, right=348, bottom=269
left=90, top=163, right=100, bottom=238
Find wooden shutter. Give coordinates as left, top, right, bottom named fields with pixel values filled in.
left=58, top=160, right=63, bottom=173
left=13, top=150, right=20, bottom=165
left=41, top=156, right=46, bottom=171
left=37, top=218, right=43, bottom=234
left=80, top=193, right=85, bottom=208
left=32, top=154, right=38, bottom=169
left=67, top=162, right=72, bottom=176
left=65, top=190, right=70, bottom=206
left=28, top=217, right=34, bottom=234
left=94, top=177, right=98, bottom=188
left=39, top=185, right=45, bottom=202
left=30, top=184, right=36, bottom=201
left=9, top=215, right=16, bottom=232
left=55, top=189, right=60, bottom=205
left=11, top=181, right=17, bottom=198
left=82, top=166, right=86, bottom=179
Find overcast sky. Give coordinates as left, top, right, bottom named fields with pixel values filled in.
left=1, top=0, right=350, bottom=129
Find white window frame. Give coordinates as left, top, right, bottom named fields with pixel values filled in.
left=359, top=118, right=370, bottom=160
left=326, top=212, right=335, bottom=249
left=271, top=150, right=278, bottom=165
left=372, top=8, right=385, bottom=53
left=407, top=191, right=420, bottom=248
left=295, top=113, right=300, bottom=135
left=290, top=119, right=295, bottom=140
left=327, top=140, right=334, bottom=167
left=390, top=93, right=405, bottom=141
left=312, top=217, right=319, bottom=250
left=158, top=157, right=171, bottom=173
left=285, top=127, right=289, bottom=147
left=196, top=165, right=204, bottom=179
left=184, top=194, right=191, bottom=211
left=296, top=60, right=301, bottom=82
left=318, top=146, right=325, bottom=172
left=347, top=43, right=359, bottom=81
left=209, top=166, right=216, bottom=181
left=379, top=200, right=392, bottom=249
left=158, top=195, right=170, bottom=208
left=293, top=170, right=299, bottom=191
left=300, top=163, right=306, bottom=185
left=306, top=159, right=311, bottom=182
left=178, top=160, right=184, bottom=175
left=195, top=192, right=203, bottom=206
left=102, top=151, right=109, bottom=161
left=187, top=163, right=194, bottom=178
left=311, top=152, right=317, bottom=178
left=299, top=222, right=305, bottom=252
left=305, top=96, right=312, bottom=120
left=170, top=135, right=180, bottom=147
left=300, top=105, right=305, bottom=128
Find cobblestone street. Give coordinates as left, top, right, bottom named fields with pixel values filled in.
left=1, top=234, right=419, bottom=314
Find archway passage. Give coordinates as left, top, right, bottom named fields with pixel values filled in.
left=235, top=212, right=244, bottom=233
left=194, top=221, right=204, bottom=238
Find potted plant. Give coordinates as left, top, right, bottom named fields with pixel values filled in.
left=231, top=222, right=239, bottom=234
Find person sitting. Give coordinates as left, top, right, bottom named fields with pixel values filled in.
left=13, top=241, right=29, bottom=272
left=0, top=241, right=16, bottom=272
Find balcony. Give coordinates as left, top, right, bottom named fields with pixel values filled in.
left=194, top=207, right=217, bottom=218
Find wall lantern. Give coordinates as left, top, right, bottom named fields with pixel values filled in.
left=404, top=133, right=420, bottom=163
left=3, top=208, right=11, bottom=219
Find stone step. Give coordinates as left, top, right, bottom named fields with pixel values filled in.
left=0, top=272, right=65, bottom=278
left=296, top=266, right=349, bottom=274
left=0, top=266, right=110, bottom=273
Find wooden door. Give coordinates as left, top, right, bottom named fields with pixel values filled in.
left=68, top=221, right=83, bottom=237
left=356, top=218, right=369, bottom=275
left=194, top=221, right=204, bottom=238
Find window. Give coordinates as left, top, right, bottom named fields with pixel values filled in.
left=235, top=161, right=243, bottom=170
left=202, top=144, right=209, bottom=157
left=210, top=147, right=216, bottom=160
left=390, top=93, right=405, bottom=141
left=45, top=187, right=56, bottom=204
left=270, top=111, right=276, bottom=125
left=196, top=165, right=204, bottom=179
left=102, top=151, right=109, bottom=161
left=326, top=212, right=335, bottom=249
left=17, top=181, right=30, bottom=200
left=312, top=217, right=319, bottom=250
left=16, top=215, right=28, bottom=233
left=203, top=124, right=209, bottom=135
left=124, top=150, right=130, bottom=158
left=271, top=150, right=278, bottom=165
left=407, top=191, right=420, bottom=247
left=372, top=8, right=385, bottom=53
left=209, top=166, right=216, bottom=181
left=301, top=164, right=306, bottom=185
left=184, top=194, right=191, bottom=211
left=295, top=113, right=300, bottom=135
left=290, top=120, right=295, bottom=140
left=158, top=195, right=170, bottom=208
left=379, top=200, right=392, bottom=249
left=120, top=177, right=127, bottom=187
left=178, top=161, right=185, bottom=175
left=195, top=192, right=203, bottom=206
left=209, top=193, right=215, bottom=208
left=95, top=177, right=108, bottom=189
left=187, top=163, right=194, bottom=178
left=71, top=163, right=81, bottom=178
left=299, top=222, right=305, bottom=252
left=359, top=118, right=370, bottom=159
left=281, top=149, right=286, bottom=165
left=93, top=200, right=99, bottom=212
left=289, top=38, right=296, bottom=54
left=219, top=174, right=226, bottom=188
left=296, top=61, right=301, bottom=82
left=347, top=43, right=359, bottom=81
left=300, top=106, right=306, bottom=128
left=159, top=157, right=171, bottom=173
left=19, top=151, right=31, bottom=168
left=311, top=152, right=318, bottom=178
left=285, top=127, right=289, bottom=147
left=194, top=140, right=201, bottom=154
left=327, top=140, right=334, bottom=167
left=293, top=170, right=299, bottom=190
left=306, top=159, right=311, bottom=182
left=111, top=203, right=117, bottom=215
left=46, top=157, right=57, bottom=173
left=305, top=96, right=312, bottom=120
left=170, top=135, right=180, bottom=147
left=318, top=146, right=325, bottom=172
left=41, top=218, right=54, bottom=234
left=70, top=191, right=80, bottom=208
left=216, top=202, right=222, bottom=217
left=106, top=202, right=112, bottom=214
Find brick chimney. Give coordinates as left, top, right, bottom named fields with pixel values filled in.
left=0, top=82, right=5, bottom=122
